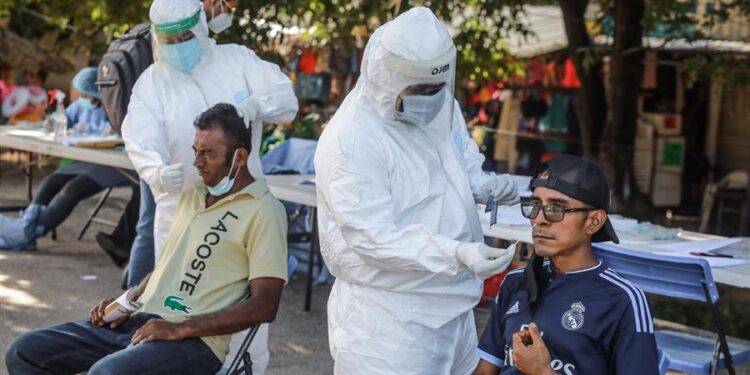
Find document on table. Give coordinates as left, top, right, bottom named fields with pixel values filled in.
left=653, top=238, right=747, bottom=267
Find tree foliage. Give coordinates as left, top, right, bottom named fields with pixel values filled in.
left=219, top=0, right=540, bottom=81
left=0, top=0, right=150, bottom=57
left=2, top=0, right=543, bottom=81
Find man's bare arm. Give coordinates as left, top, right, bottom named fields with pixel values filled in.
left=129, top=273, right=152, bottom=301
left=474, top=359, right=501, bottom=375
left=130, top=277, right=284, bottom=344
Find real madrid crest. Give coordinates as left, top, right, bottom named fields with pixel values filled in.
left=561, top=302, right=585, bottom=331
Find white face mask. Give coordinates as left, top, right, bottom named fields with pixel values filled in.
left=394, top=87, right=446, bottom=125
left=208, top=1, right=233, bottom=34
left=207, top=149, right=240, bottom=196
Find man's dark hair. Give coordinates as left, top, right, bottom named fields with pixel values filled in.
left=194, top=103, right=252, bottom=166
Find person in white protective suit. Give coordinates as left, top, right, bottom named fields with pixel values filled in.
left=120, top=0, right=298, bottom=373
left=315, top=7, right=520, bottom=375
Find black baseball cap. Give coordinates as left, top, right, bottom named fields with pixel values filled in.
left=528, top=154, right=619, bottom=244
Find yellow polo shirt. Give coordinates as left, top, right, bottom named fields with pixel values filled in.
left=138, top=179, right=288, bottom=360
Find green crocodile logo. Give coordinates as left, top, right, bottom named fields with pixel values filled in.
left=163, top=295, right=192, bottom=314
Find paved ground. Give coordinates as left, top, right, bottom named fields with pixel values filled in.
left=1, top=156, right=749, bottom=374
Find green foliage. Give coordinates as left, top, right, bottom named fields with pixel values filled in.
left=3, top=0, right=748, bottom=86
left=0, top=0, right=150, bottom=57
left=3, top=0, right=539, bottom=81
left=214, top=0, right=539, bottom=81
left=585, top=0, right=750, bottom=87
left=682, top=54, right=750, bottom=88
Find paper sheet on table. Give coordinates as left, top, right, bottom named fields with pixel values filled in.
left=653, top=238, right=743, bottom=253
left=478, top=203, right=528, bottom=226
left=653, top=238, right=747, bottom=267
left=654, top=251, right=746, bottom=268
left=64, top=135, right=123, bottom=148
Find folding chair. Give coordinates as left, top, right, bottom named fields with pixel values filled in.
left=594, top=243, right=750, bottom=375
left=77, top=187, right=118, bottom=240
left=222, top=255, right=299, bottom=375
left=658, top=347, right=671, bottom=375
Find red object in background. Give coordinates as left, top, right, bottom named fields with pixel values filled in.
left=298, top=48, right=317, bottom=74
left=527, top=57, right=545, bottom=85
left=478, top=107, right=489, bottom=124
left=541, top=152, right=560, bottom=162
left=664, top=114, right=678, bottom=130
left=561, top=59, right=581, bottom=88
left=479, top=264, right=518, bottom=307
left=468, top=92, right=481, bottom=107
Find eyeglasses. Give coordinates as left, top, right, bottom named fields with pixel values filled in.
left=520, top=202, right=597, bottom=222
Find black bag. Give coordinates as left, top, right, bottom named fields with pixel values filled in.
left=96, top=23, right=153, bottom=135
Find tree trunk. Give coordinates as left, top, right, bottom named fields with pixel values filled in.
left=559, top=0, right=607, bottom=159
left=601, top=0, right=651, bottom=219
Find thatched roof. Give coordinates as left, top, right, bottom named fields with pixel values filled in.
left=0, top=28, right=74, bottom=73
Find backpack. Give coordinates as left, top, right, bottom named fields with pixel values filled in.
left=96, top=22, right=153, bottom=135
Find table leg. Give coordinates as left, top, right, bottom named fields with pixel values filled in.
left=25, top=151, right=33, bottom=201
left=304, top=207, right=318, bottom=312
left=0, top=151, right=35, bottom=212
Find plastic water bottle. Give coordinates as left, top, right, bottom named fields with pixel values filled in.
left=51, top=91, right=67, bottom=143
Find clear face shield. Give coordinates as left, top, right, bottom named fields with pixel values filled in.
left=151, top=9, right=204, bottom=72
left=385, top=45, right=457, bottom=131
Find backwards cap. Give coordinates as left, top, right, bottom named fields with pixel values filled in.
left=529, top=154, right=619, bottom=243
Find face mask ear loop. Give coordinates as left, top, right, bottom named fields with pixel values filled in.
left=227, top=149, right=241, bottom=180
left=211, top=1, right=220, bottom=20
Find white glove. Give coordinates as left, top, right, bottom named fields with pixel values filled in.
left=479, top=174, right=520, bottom=205
left=158, top=163, right=184, bottom=194
left=456, top=243, right=515, bottom=280
left=235, top=96, right=261, bottom=129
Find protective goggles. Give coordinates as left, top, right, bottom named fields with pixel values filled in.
left=155, top=30, right=196, bottom=45
left=520, top=202, right=597, bottom=222
left=395, top=82, right=447, bottom=112
left=400, top=82, right=447, bottom=96
left=153, top=9, right=201, bottom=44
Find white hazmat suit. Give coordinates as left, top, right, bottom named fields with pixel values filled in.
left=121, top=1, right=297, bottom=373
left=122, top=0, right=298, bottom=256
left=315, top=7, right=517, bottom=375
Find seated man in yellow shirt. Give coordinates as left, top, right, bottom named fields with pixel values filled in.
left=5, top=103, right=288, bottom=375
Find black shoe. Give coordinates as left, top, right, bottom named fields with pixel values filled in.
left=96, top=232, right=130, bottom=268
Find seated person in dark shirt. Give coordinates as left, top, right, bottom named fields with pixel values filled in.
left=474, top=155, right=659, bottom=375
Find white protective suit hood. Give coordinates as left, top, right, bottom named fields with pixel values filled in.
left=358, top=6, right=456, bottom=137
left=315, top=7, right=494, bottom=374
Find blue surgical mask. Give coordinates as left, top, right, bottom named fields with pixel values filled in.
left=78, top=97, right=95, bottom=110
left=160, top=38, right=203, bottom=72
left=207, top=150, right=240, bottom=197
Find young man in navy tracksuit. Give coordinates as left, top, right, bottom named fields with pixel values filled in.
left=474, top=155, right=659, bottom=375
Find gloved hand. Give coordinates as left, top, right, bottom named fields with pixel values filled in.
left=456, top=243, right=515, bottom=280
left=478, top=174, right=520, bottom=205
left=158, top=163, right=184, bottom=194
left=235, top=96, right=260, bottom=129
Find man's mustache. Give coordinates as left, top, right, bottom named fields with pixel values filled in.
left=532, top=228, right=554, bottom=238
